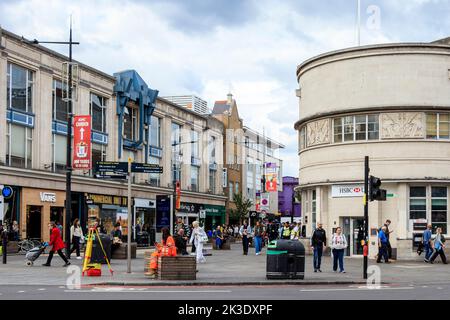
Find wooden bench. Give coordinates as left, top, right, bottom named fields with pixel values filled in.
left=158, top=256, right=196, bottom=280
left=111, top=242, right=137, bottom=259
left=212, top=241, right=231, bottom=250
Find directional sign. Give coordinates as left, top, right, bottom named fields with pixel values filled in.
left=94, top=161, right=128, bottom=173
left=95, top=173, right=127, bottom=180
left=131, top=163, right=163, bottom=174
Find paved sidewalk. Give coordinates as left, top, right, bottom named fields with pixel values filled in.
left=0, top=244, right=448, bottom=286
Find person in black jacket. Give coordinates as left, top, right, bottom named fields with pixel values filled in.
left=175, top=228, right=188, bottom=255
left=310, top=222, right=327, bottom=272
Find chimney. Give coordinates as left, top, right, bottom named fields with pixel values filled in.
left=227, top=92, right=233, bottom=104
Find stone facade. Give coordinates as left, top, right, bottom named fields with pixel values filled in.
left=381, top=112, right=424, bottom=139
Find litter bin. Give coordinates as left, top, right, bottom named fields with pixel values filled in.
left=266, top=239, right=305, bottom=279
left=90, top=233, right=111, bottom=264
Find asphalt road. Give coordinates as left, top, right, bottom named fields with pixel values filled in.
left=1, top=283, right=449, bottom=300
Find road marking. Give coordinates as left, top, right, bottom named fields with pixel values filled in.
left=38, top=288, right=46, bottom=291
left=17, top=291, right=26, bottom=293
left=300, top=287, right=414, bottom=292
left=64, top=289, right=232, bottom=293
left=393, top=265, right=431, bottom=269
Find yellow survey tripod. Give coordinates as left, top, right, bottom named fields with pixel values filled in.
left=82, top=227, right=114, bottom=276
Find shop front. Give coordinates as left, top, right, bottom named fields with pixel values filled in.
left=134, top=197, right=156, bottom=247
left=177, top=202, right=202, bottom=228
left=21, top=188, right=66, bottom=242
left=85, top=193, right=128, bottom=238
left=204, top=204, right=226, bottom=232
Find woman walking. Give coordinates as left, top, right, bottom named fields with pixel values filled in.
left=68, top=219, right=84, bottom=260
left=42, top=221, right=71, bottom=267
left=330, top=227, right=348, bottom=273
left=190, top=221, right=206, bottom=263
left=429, top=227, right=447, bottom=264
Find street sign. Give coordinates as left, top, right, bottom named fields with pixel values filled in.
left=1, top=186, right=13, bottom=199
left=94, top=161, right=128, bottom=173
left=131, top=163, right=163, bottom=173
left=261, top=193, right=270, bottom=211
left=199, top=210, right=206, bottom=219
left=95, top=174, right=127, bottom=180
left=73, top=115, right=92, bottom=170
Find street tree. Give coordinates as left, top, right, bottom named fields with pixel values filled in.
left=229, top=193, right=253, bottom=224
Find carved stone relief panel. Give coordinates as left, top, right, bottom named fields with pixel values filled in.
left=306, top=119, right=330, bottom=147
left=381, top=112, right=424, bottom=139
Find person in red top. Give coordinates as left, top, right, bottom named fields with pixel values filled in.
left=42, top=221, right=71, bottom=267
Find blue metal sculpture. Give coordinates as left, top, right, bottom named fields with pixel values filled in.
left=113, top=70, right=159, bottom=161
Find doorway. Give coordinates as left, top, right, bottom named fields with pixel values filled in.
left=342, top=217, right=365, bottom=256
left=27, top=206, right=42, bottom=240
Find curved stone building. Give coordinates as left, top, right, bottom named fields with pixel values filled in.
left=295, top=41, right=450, bottom=259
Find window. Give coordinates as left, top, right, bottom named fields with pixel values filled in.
left=333, top=115, right=379, bottom=143
left=6, top=124, right=32, bottom=168
left=299, top=127, right=306, bottom=150
left=149, top=116, right=160, bottom=147
left=7, top=63, right=33, bottom=112
left=312, top=190, right=317, bottom=227
left=52, top=134, right=67, bottom=173
left=431, top=187, right=447, bottom=234
left=90, top=94, right=107, bottom=132
left=426, top=113, right=450, bottom=139
left=235, top=182, right=240, bottom=195
left=52, top=80, right=67, bottom=122
left=191, top=130, right=199, bottom=158
left=409, top=187, right=427, bottom=220
left=209, top=170, right=216, bottom=194
left=123, top=107, right=137, bottom=140
left=171, top=123, right=182, bottom=186
left=148, top=156, right=160, bottom=187
left=92, top=144, right=106, bottom=169
left=191, top=166, right=199, bottom=192
left=229, top=182, right=234, bottom=201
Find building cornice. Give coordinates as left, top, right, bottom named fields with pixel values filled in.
left=295, top=178, right=450, bottom=190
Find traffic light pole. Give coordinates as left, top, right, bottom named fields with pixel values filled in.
left=363, top=156, right=369, bottom=279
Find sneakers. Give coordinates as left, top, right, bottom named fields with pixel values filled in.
left=42, top=263, right=51, bottom=267
left=318, top=269, right=322, bottom=272
left=314, top=269, right=318, bottom=273
left=63, top=262, right=71, bottom=267
left=76, top=256, right=82, bottom=260
left=340, top=270, right=346, bottom=273
left=256, top=252, right=261, bottom=256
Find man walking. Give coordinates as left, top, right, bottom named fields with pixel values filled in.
left=311, top=222, right=327, bottom=272
left=423, top=224, right=433, bottom=262
left=377, top=226, right=390, bottom=263
left=282, top=222, right=291, bottom=240
left=384, top=220, right=393, bottom=259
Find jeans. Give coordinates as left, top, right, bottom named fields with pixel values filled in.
left=254, top=236, right=262, bottom=254
left=215, top=238, right=222, bottom=249
left=377, top=243, right=389, bottom=262
left=313, top=245, right=323, bottom=270
left=424, top=243, right=433, bottom=260
left=332, top=249, right=345, bottom=272
left=242, top=236, right=249, bottom=255
left=430, top=248, right=447, bottom=264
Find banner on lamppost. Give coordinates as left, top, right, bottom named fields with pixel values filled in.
left=176, top=181, right=181, bottom=210
left=73, top=115, right=91, bottom=169
left=265, top=162, right=278, bottom=192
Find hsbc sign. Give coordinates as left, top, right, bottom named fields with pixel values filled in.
left=332, top=185, right=365, bottom=198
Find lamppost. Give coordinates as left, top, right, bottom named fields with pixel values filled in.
left=31, top=20, right=80, bottom=256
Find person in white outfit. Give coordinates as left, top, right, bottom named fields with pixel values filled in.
left=190, top=221, right=206, bottom=263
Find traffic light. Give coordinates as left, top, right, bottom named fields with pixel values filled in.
left=369, top=176, right=386, bottom=201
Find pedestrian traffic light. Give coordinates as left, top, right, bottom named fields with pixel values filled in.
left=369, top=176, right=386, bottom=201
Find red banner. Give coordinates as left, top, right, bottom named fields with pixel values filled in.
left=73, top=115, right=92, bottom=170
left=265, top=176, right=277, bottom=192
left=176, top=181, right=181, bottom=210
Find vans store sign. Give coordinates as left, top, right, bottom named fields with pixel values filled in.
left=332, top=185, right=364, bottom=198
left=40, top=192, right=56, bottom=203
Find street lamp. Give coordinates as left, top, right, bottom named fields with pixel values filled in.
left=31, top=22, right=80, bottom=256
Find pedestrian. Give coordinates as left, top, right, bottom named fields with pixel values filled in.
left=429, top=227, right=447, bottom=264
left=42, top=221, right=71, bottom=267
left=174, top=228, right=188, bottom=255
left=267, top=221, right=278, bottom=242
left=310, top=222, right=327, bottom=272
left=239, top=220, right=252, bottom=255
left=376, top=226, right=390, bottom=263
left=174, top=217, right=190, bottom=239
left=56, top=221, right=63, bottom=236
left=330, top=227, right=347, bottom=273
left=190, top=225, right=196, bottom=254
left=383, top=220, right=393, bottom=259
left=282, top=222, right=291, bottom=240
left=189, top=221, right=207, bottom=263
left=146, top=227, right=177, bottom=278
left=214, top=226, right=224, bottom=249
left=254, top=220, right=264, bottom=256
left=111, top=223, right=123, bottom=255
left=68, top=218, right=83, bottom=260
left=423, top=224, right=433, bottom=262
left=234, top=225, right=239, bottom=239
left=12, top=221, right=19, bottom=241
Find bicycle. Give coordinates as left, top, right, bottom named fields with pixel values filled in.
left=18, top=239, right=40, bottom=253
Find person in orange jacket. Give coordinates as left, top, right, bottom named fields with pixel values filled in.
left=146, top=227, right=176, bottom=278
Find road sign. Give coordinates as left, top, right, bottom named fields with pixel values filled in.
left=261, top=193, right=270, bottom=211
left=94, top=161, right=128, bottom=173
left=73, top=115, right=92, bottom=170
left=131, top=163, right=163, bottom=173
left=94, top=174, right=127, bottom=180
left=1, top=186, right=13, bottom=199
left=199, top=210, right=206, bottom=219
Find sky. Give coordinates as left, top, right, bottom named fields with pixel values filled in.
left=1, top=0, right=449, bottom=177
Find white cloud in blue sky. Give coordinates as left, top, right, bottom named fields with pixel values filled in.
left=1, top=0, right=449, bottom=176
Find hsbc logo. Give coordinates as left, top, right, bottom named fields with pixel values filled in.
left=332, top=185, right=364, bottom=198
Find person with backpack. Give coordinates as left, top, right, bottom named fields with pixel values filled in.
left=310, top=222, right=327, bottom=272
left=190, top=221, right=207, bottom=263
left=330, top=227, right=348, bottom=273
left=429, top=227, right=447, bottom=264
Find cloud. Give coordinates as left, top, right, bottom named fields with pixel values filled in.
left=1, top=0, right=448, bottom=177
